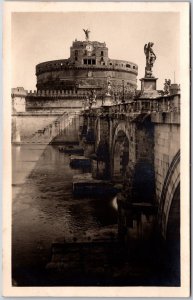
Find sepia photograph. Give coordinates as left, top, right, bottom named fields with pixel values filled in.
left=3, top=2, right=190, bottom=297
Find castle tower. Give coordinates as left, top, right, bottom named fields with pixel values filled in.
left=35, top=31, right=138, bottom=101
left=11, top=87, right=27, bottom=113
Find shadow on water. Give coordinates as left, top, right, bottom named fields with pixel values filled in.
left=12, top=144, right=118, bottom=286
left=12, top=144, right=180, bottom=287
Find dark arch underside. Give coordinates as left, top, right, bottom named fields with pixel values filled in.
left=113, top=130, right=129, bottom=180
left=166, top=183, right=180, bottom=285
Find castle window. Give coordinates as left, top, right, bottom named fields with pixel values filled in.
left=75, top=50, right=78, bottom=56
left=101, top=51, right=104, bottom=56
left=126, top=64, right=131, bottom=68
left=103, top=62, right=105, bottom=65
left=83, top=59, right=96, bottom=65
left=75, top=57, right=78, bottom=61
left=110, top=63, right=112, bottom=66
left=133, top=66, right=136, bottom=69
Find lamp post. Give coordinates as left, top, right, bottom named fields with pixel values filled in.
left=122, top=80, right=125, bottom=103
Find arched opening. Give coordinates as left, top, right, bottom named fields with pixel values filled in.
left=156, top=151, right=180, bottom=285
left=96, top=140, right=110, bottom=179
left=113, top=130, right=129, bottom=181
left=165, top=183, right=180, bottom=285
left=132, top=159, right=155, bottom=203
left=159, top=150, right=180, bottom=237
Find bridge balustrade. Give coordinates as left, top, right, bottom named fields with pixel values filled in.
left=83, top=93, right=180, bottom=117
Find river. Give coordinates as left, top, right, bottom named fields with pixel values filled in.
left=12, top=144, right=118, bottom=286
left=12, top=143, right=179, bottom=287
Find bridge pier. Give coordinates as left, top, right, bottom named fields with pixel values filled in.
left=81, top=86, right=180, bottom=260
left=117, top=197, right=157, bottom=245
left=80, top=115, right=88, bottom=139
left=95, top=111, right=111, bottom=179
left=83, top=115, right=95, bottom=157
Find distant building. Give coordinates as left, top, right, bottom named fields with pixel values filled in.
left=35, top=38, right=138, bottom=98
left=12, top=34, right=139, bottom=113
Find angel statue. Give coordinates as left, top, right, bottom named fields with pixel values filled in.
left=164, top=79, right=171, bottom=95
left=90, top=89, right=97, bottom=106
left=144, top=42, right=156, bottom=77
left=106, top=80, right=112, bottom=96
left=83, top=29, right=90, bottom=41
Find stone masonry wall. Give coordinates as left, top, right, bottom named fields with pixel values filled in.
left=12, top=115, right=60, bottom=142
left=26, top=98, right=83, bottom=111
left=152, top=113, right=180, bottom=204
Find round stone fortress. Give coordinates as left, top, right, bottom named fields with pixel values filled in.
left=36, top=35, right=138, bottom=97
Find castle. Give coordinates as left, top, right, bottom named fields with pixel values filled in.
left=12, top=31, right=138, bottom=115
left=11, top=32, right=180, bottom=144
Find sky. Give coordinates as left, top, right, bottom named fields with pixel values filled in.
left=12, top=12, right=180, bottom=91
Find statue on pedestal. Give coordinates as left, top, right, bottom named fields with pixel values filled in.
left=85, top=89, right=97, bottom=109
left=106, top=80, right=112, bottom=96
left=83, top=29, right=90, bottom=41
left=91, top=89, right=97, bottom=106
left=144, top=42, right=156, bottom=77
left=164, top=79, right=171, bottom=95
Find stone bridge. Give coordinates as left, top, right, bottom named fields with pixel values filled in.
left=12, top=81, right=180, bottom=271
left=80, top=93, right=180, bottom=247
left=12, top=85, right=180, bottom=248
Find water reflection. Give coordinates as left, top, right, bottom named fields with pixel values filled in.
left=111, top=196, right=118, bottom=210
left=12, top=144, right=117, bottom=282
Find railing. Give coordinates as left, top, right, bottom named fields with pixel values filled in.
left=84, top=94, right=180, bottom=115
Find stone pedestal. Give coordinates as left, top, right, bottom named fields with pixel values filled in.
left=84, top=142, right=95, bottom=157
left=139, top=77, right=160, bottom=99
left=92, top=101, right=99, bottom=108
left=103, top=94, right=114, bottom=106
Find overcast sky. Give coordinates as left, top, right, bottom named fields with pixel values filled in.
left=12, top=12, right=180, bottom=90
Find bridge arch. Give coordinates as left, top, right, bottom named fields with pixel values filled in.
left=165, top=182, right=180, bottom=282
left=94, top=117, right=101, bottom=149
left=159, top=150, right=180, bottom=239
left=111, top=122, right=130, bottom=180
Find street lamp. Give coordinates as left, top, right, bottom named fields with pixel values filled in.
left=122, top=80, right=125, bottom=103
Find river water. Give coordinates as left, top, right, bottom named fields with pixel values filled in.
left=12, top=144, right=118, bottom=286
left=12, top=143, right=179, bottom=287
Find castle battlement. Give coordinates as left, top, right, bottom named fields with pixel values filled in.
left=35, top=37, right=138, bottom=92
left=12, top=33, right=139, bottom=114
left=27, top=88, right=103, bottom=98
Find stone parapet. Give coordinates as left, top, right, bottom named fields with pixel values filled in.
left=151, top=112, right=180, bottom=124
left=85, top=93, right=180, bottom=116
